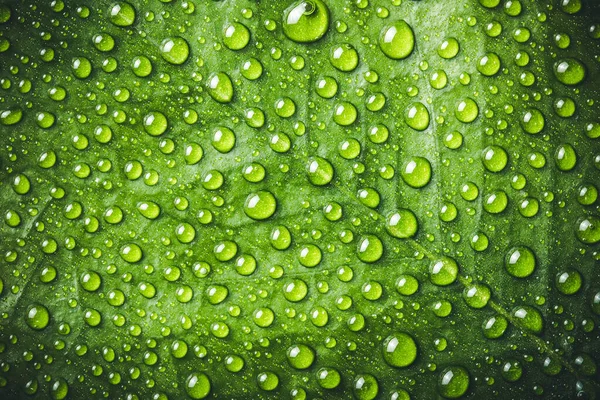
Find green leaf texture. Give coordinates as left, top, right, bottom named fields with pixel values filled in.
left=0, top=0, right=599, bottom=398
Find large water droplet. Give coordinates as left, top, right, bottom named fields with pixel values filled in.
left=206, top=72, right=234, bottom=103
left=244, top=191, right=277, bottom=220
left=330, top=44, right=359, bottom=71
left=357, top=235, right=384, bottom=263
left=306, top=157, right=334, bottom=185
left=405, top=102, right=430, bottom=131
left=382, top=333, right=418, bottom=367
left=554, top=58, right=586, bottom=85
left=379, top=20, right=415, bottom=59
left=160, top=37, right=190, bottom=65
left=505, top=246, right=536, bottom=278
left=429, top=257, right=458, bottom=286
left=286, top=344, right=315, bottom=369
left=386, top=209, right=418, bottom=238
left=283, top=0, right=330, bottom=43
left=576, top=216, right=600, bottom=244
left=223, top=22, right=250, bottom=50
left=401, top=157, right=432, bottom=188
left=185, top=372, right=211, bottom=399
left=109, top=2, right=136, bottom=27
left=438, top=366, right=470, bottom=399
left=353, top=374, right=379, bottom=400
left=512, top=305, right=543, bottom=334
left=25, top=303, right=50, bottom=330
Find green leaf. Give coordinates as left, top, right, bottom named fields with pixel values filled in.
left=0, top=0, right=599, bottom=399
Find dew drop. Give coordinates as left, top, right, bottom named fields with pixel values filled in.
left=438, top=366, right=470, bottom=399
left=286, top=344, right=315, bottom=369
left=330, top=44, right=359, bottom=72
left=379, top=20, right=415, bottom=59
left=429, top=257, right=458, bottom=286
left=223, top=22, right=250, bottom=50
left=505, top=246, right=536, bottom=278
left=109, top=2, right=135, bottom=27
left=244, top=191, right=277, bottom=220
left=382, top=333, right=418, bottom=367
left=185, top=372, right=211, bottom=399
left=282, top=0, right=330, bottom=43
left=206, top=72, right=233, bottom=103
left=160, top=37, right=189, bottom=65
left=554, top=58, right=586, bottom=85
left=25, top=303, right=50, bottom=330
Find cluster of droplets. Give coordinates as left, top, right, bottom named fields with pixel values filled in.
left=0, top=0, right=599, bottom=399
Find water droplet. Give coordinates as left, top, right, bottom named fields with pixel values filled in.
left=505, top=246, right=536, bottom=278
left=72, top=57, right=92, bottom=79
left=477, top=53, right=501, bottom=76
left=560, top=0, right=582, bottom=14
left=271, top=225, right=292, bottom=250
left=554, top=58, right=586, bottom=85
left=438, top=37, right=459, bottom=59
left=396, top=275, right=419, bottom=295
left=206, top=72, right=233, bottom=103
left=315, top=76, right=338, bottom=98
left=223, top=22, right=250, bottom=50
left=214, top=240, right=238, bottom=261
left=225, top=355, right=245, bottom=372
left=80, top=271, right=102, bottom=291
left=333, top=101, right=358, bottom=126
left=175, top=222, right=196, bottom=243
left=298, top=244, right=322, bottom=267
left=306, top=157, right=334, bottom=185
left=257, top=372, right=279, bottom=391
left=212, top=126, right=236, bottom=152
left=482, top=315, right=508, bottom=339
left=357, top=235, right=383, bottom=263
left=50, top=378, right=69, bottom=400
left=429, top=257, right=458, bottom=286
left=576, top=216, right=600, bottom=244
left=379, top=20, right=415, bottom=59
left=353, top=374, right=379, bottom=400
left=481, top=145, right=508, bottom=172
left=483, top=190, right=508, bottom=214
left=455, top=98, right=479, bottom=123
left=0, top=108, right=23, bottom=125
left=512, top=305, right=543, bottom=334
left=283, top=279, right=308, bottom=302
left=160, top=37, right=189, bottom=64
left=241, top=58, right=263, bottom=80
left=479, top=0, right=500, bottom=8
left=316, top=367, right=341, bottom=389
left=12, top=173, right=31, bottom=195
left=244, top=191, right=277, bottom=220
left=382, top=333, right=418, bottom=367
left=555, top=269, right=582, bottom=295
left=185, top=372, right=211, bottom=399
left=386, top=209, right=418, bottom=238
left=283, top=0, right=330, bottom=43
left=330, top=44, right=359, bottom=72
left=438, top=366, right=470, bottom=399
left=401, top=157, right=432, bottom=188
left=554, top=143, right=577, bottom=171
left=405, top=102, right=430, bottom=131
left=501, top=360, right=523, bottom=382
left=143, top=111, right=168, bottom=136
left=25, top=303, right=50, bottom=330
left=462, top=283, right=491, bottom=308
left=286, top=344, right=315, bottom=369
left=109, top=2, right=136, bottom=27
left=120, top=243, right=143, bottom=263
